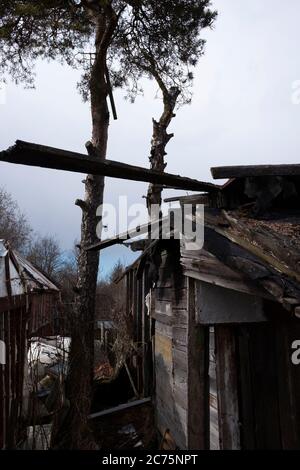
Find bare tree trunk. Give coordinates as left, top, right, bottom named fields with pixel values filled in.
left=147, top=85, right=180, bottom=214
left=51, top=6, right=117, bottom=450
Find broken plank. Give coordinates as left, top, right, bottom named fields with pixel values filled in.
left=164, top=194, right=209, bottom=203
left=0, top=140, right=218, bottom=192
left=87, top=219, right=166, bottom=251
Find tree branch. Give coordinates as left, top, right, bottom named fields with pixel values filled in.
left=75, top=199, right=88, bottom=211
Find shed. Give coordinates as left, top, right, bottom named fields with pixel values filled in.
left=117, top=165, right=300, bottom=450
left=0, top=240, right=60, bottom=449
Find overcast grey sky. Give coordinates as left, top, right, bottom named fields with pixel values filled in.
left=1, top=0, right=300, bottom=275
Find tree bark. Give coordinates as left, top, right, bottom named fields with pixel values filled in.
left=147, top=84, right=180, bottom=214
left=51, top=5, right=117, bottom=450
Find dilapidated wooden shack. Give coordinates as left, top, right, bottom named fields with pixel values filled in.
left=0, top=240, right=60, bottom=449
left=114, top=164, right=300, bottom=450
left=2, top=140, right=300, bottom=449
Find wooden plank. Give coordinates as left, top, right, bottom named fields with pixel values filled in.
left=0, top=295, right=26, bottom=313
left=87, top=218, right=167, bottom=251
left=156, top=409, right=187, bottom=450
left=173, top=382, right=188, bottom=411
left=155, top=287, right=187, bottom=305
left=88, top=397, right=151, bottom=419
left=164, top=194, right=208, bottom=203
left=151, top=312, right=172, bottom=326
left=187, top=278, right=210, bottom=450
left=210, top=406, right=220, bottom=450
left=156, top=393, right=188, bottom=446
left=155, top=332, right=173, bottom=366
left=155, top=321, right=173, bottom=339
left=154, top=300, right=173, bottom=317
left=173, top=403, right=188, bottom=437
left=172, top=326, right=187, bottom=347
left=181, top=248, right=274, bottom=298
left=183, top=269, right=272, bottom=299
left=172, top=309, right=188, bottom=326
left=211, top=163, right=300, bottom=179
left=0, top=140, right=218, bottom=192
left=173, top=348, right=188, bottom=384
left=209, top=328, right=219, bottom=450
left=172, top=345, right=188, bottom=369
left=215, top=325, right=241, bottom=450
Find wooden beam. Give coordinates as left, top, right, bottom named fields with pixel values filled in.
left=164, top=194, right=208, bottom=203
left=0, top=140, right=218, bottom=192
left=88, top=397, right=151, bottom=420
left=187, top=277, right=210, bottom=449
left=87, top=218, right=179, bottom=252
left=183, top=269, right=273, bottom=300
left=86, top=218, right=165, bottom=251
left=211, top=163, right=300, bottom=180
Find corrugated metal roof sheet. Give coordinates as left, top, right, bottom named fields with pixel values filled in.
left=0, top=239, right=59, bottom=299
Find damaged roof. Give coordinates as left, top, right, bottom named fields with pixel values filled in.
left=0, top=239, right=59, bottom=299
left=197, top=209, right=300, bottom=309
left=179, top=165, right=300, bottom=314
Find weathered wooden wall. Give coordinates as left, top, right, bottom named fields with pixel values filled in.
left=152, top=249, right=210, bottom=449
left=234, top=311, right=300, bottom=449
left=29, top=292, right=61, bottom=337
left=205, top=296, right=300, bottom=450
left=129, top=242, right=300, bottom=450
left=152, top=248, right=188, bottom=448
left=209, top=327, right=219, bottom=450
left=0, top=298, right=28, bottom=449
left=0, top=291, right=61, bottom=449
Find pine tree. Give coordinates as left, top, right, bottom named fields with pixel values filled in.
left=0, top=0, right=217, bottom=448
